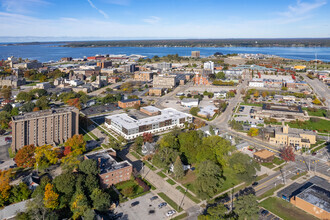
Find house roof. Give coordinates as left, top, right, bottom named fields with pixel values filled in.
left=253, top=149, right=275, bottom=159
left=119, top=99, right=140, bottom=103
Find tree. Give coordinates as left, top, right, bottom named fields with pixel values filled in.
left=194, top=160, right=223, bottom=199
left=261, top=91, right=268, bottom=98
left=83, top=209, right=96, bottom=220
left=9, top=182, right=31, bottom=204
left=71, top=193, right=89, bottom=220
left=173, top=156, right=184, bottom=179
left=179, top=130, right=203, bottom=163
left=248, top=128, right=259, bottom=137
left=201, top=203, right=228, bottom=219
left=53, top=172, right=76, bottom=196
left=216, top=71, right=226, bottom=80
left=152, top=147, right=178, bottom=169
left=0, top=111, right=11, bottom=129
left=134, top=136, right=143, bottom=147
left=64, top=134, right=86, bottom=152
left=21, top=102, right=35, bottom=112
left=3, top=103, right=12, bottom=112
left=280, top=146, right=295, bottom=162
left=11, top=107, right=19, bottom=116
left=63, top=146, right=72, bottom=156
left=43, top=183, right=59, bottom=210
left=253, top=91, right=259, bottom=98
left=189, top=107, right=200, bottom=116
left=34, top=145, right=58, bottom=170
left=85, top=174, right=99, bottom=195
left=312, top=98, right=321, bottom=105
left=33, top=107, right=40, bottom=112
left=90, top=188, right=111, bottom=211
left=36, top=96, right=49, bottom=110
left=67, top=98, right=82, bottom=110
left=143, top=132, right=153, bottom=143
left=1, top=86, right=12, bottom=99
left=159, top=133, right=179, bottom=149
left=229, top=152, right=260, bottom=182
left=234, top=194, right=259, bottom=220
left=14, top=144, right=36, bottom=168
left=16, top=91, right=33, bottom=102
left=79, top=159, right=99, bottom=175
left=26, top=195, right=52, bottom=220
left=0, top=170, right=11, bottom=207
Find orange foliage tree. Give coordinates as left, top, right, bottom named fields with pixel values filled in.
left=14, top=144, right=36, bottom=168
left=67, top=98, right=81, bottom=110
left=44, top=183, right=59, bottom=209
left=0, top=170, right=12, bottom=207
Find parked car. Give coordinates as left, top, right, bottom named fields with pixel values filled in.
left=166, top=210, right=176, bottom=217
left=131, top=201, right=139, bottom=207
left=252, top=182, right=258, bottom=186
left=261, top=209, right=269, bottom=216
left=150, top=196, right=158, bottom=201
left=158, top=202, right=167, bottom=208
left=148, top=210, right=155, bottom=215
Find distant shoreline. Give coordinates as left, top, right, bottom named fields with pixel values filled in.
left=1, top=38, right=330, bottom=48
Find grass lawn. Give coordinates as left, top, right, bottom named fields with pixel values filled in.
left=115, top=179, right=145, bottom=199
left=290, top=171, right=307, bottom=181
left=288, top=119, right=330, bottom=133
left=130, top=151, right=141, bottom=160
left=217, top=167, right=241, bottom=194
left=306, top=108, right=327, bottom=117
left=158, top=192, right=183, bottom=212
left=143, top=161, right=157, bottom=171
left=310, top=140, right=326, bottom=149
left=157, top=171, right=167, bottom=178
left=259, top=197, right=319, bottom=220
left=170, top=212, right=188, bottom=220
left=273, top=157, right=285, bottom=166
left=166, top=178, right=176, bottom=185
left=312, top=144, right=327, bottom=153
left=257, top=184, right=284, bottom=200
left=87, top=131, right=100, bottom=141
left=261, top=162, right=275, bottom=169
left=176, top=186, right=201, bottom=204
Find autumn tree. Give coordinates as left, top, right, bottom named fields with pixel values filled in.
left=63, top=146, right=72, bottom=156
left=1, top=86, right=12, bottom=100
left=14, top=144, right=36, bottom=168
left=64, top=134, right=86, bottom=152
left=67, top=98, right=82, bottom=110
left=44, top=183, right=59, bottom=210
left=173, top=156, right=184, bottom=179
left=0, top=170, right=11, bottom=207
left=280, top=146, right=295, bottom=162
left=34, top=145, right=58, bottom=170
left=312, top=98, right=321, bottom=105
left=262, top=91, right=268, bottom=98
left=253, top=91, right=259, bottom=98
left=143, top=132, right=153, bottom=143
left=33, top=107, right=40, bottom=112
left=248, top=128, right=259, bottom=137
left=71, top=193, right=89, bottom=220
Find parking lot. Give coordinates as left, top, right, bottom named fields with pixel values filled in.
left=259, top=208, right=280, bottom=220
left=115, top=192, right=177, bottom=220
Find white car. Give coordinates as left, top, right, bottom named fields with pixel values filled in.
left=166, top=210, right=176, bottom=217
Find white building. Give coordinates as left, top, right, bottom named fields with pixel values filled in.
left=105, top=108, right=192, bottom=140
left=65, top=79, right=84, bottom=87
left=204, top=61, right=214, bottom=73
left=249, top=81, right=264, bottom=88
left=181, top=98, right=199, bottom=107
left=214, top=91, right=227, bottom=99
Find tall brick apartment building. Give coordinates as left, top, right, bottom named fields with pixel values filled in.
left=11, top=107, right=79, bottom=152
left=84, top=148, right=132, bottom=188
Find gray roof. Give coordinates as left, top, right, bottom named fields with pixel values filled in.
left=296, top=185, right=330, bottom=212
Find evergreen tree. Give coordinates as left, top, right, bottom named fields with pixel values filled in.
left=173, top=156, right=184, bottom=179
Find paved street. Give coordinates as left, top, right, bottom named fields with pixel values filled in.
left=301, top=73, right=330, bottom=107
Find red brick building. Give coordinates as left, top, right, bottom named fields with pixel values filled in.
left=84, top=149, right=133, bottom=188
left=118, top=99, right=141, bottom=109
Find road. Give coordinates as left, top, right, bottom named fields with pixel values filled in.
left=301, top=73, right=330, bottom=107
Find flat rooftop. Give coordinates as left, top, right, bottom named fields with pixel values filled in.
left=297, top=185, right=330, bottom=213
left=262, top=104, right=303, bottom=113
left=253, top=149, right=275, bottom=159
left=85, top=149, right=131, bottom=174
left=12, top=107, right=78, bottom=121
left=106, top=108, right=191, bottom=130
left=119, top=99, right=140, bottom=103
left=141, top=106, right=161, bottom=113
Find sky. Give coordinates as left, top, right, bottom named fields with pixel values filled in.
left=0, top=0, right=329, bottom=42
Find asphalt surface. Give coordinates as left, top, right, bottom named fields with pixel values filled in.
left=301, top=73, right=330, bottom=107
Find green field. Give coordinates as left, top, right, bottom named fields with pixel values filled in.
left=306, top=108, right=327, bottom=117
left=130, top=151, right=141, bottom=159
left=176, top=186, right=201, bottom=204
left=259, top=197, right=319, bottom=220
left=288, top=119, right=330, bottom=133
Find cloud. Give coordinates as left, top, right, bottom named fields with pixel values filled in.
left=103, top=0, right=130, bottom=6
left=143, top=16, right=161, bottom=24
left=1, top=0, right=49, bottom=14
left=280, top=0, right=327, bottom=17
left=87, top=0, right=109, bottom=19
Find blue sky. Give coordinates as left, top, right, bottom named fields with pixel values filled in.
left=0, top=0, right=329, bottom=41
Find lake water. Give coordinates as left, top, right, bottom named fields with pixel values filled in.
left=0, top=43, right=330, bottom=62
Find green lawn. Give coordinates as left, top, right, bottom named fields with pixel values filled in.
left=216, top=167, right=241, bottom=194
left=273, top=157, right=285, bottom=166
left=261, top=162, right=275, bottom=169
left=170, top=212, right=188, bottom=220
left=288, top=119, right=330, bottom=133
left=143, top=161, right=157, bottom=171
left=157, top=171, right=167, bottom=178
left=306, top=108, right=327, bottom=117
left=259, top=197, right=319, bottom=220
left=176, top=186, right=201, bottom=204
left=130, top=151, right=141, bottom=160
left=158, top=192, right=183, bottom=212
left=257, top=184, right=284, bottom=200
left=312, top=144, right=327, bottom=153
left=290, top=171, right=307, bottom=181
left=115, top=179, right=145, bottom=199
left=166, top=178, right=176, bottom=185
